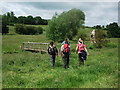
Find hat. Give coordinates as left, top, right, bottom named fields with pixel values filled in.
left=78, top=38, right=83, bottom=43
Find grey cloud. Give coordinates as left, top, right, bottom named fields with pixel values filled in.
left=0, top=2, right=118, bottom=26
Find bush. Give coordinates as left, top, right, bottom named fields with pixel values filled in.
left=15, top=24, right=43, bottom=35
left=76, top=29, right=87, bottom=41
left=2, top=25, right=9, bottom=34
left=15, top=24, right=25, bottom=34
left=2, top=16, right=9, bottom=34
left=35, top=27, right=43, bottom=34
left=95, top=30, right=109, bottom=48
left=9, top=23, right=14, bottom=26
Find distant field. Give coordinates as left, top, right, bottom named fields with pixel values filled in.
left=2, top=25, right=118, bottom=88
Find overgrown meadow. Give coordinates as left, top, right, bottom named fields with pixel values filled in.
left=2, top=25, right=118, bottom=88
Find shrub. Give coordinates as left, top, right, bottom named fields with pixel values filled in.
left=2, top=17, right=9, bottom=34
left=2, top=25, right=9, bottom=34
left=76, top=29, right=87, bottom=41
left=15, top=24, right=25, bottom=34
left=35, top=27, right=43, bottom=34
left=9, top=23, right=14, bottom=26
left=15, top=24, right=43, bottom=35
left=95, top=30, right=109, bottom=48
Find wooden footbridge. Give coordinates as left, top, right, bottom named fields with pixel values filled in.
left=21, top=42, right=49, bottom=53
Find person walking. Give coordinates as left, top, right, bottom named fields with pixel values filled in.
left=76, top=39, right=90, bottom=66
left=62, top=38, right=70, bottom=46
left=61, top=40, right=70, bottom=69
left=48, top=41, right=58, bottom=68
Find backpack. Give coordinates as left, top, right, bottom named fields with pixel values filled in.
left=81, top=50, right=87, bottom=60
left=49, top=47, right=56, bottom=55
left=63, top=44, right=69, bottom=54
left=78, top=44, right=85, bottom=52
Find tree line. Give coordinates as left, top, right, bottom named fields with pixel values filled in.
left=1, top=11, right=48, bottom=35
left=47, top=8, right=120, bottom=42
left=92, top=22, right=120, bottom=38
left=1, top=9, right=120, bottom=39
left=2, top=11, right=48, bottom=25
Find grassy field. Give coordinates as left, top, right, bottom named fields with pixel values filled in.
left=2, top=25, right=119, bottom=88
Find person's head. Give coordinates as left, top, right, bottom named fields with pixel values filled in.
left=65, top=40, right=68, bottom=44
left=65, top=38, right=68, bottom=42
left=79, top=38, right=82, bottom=41
left=78, top=38, right=83, bottom=44
left=50, top=41, right=54, bottom=46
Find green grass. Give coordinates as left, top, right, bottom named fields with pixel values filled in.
left=2, top=25, right=119, bottom=88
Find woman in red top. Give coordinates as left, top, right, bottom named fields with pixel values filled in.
left=76, top=39, right=90, bottom=66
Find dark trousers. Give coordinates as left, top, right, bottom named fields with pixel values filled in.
left=50, top=55, right=56, bottom=67
left=62, top=53, right=69, bottom=69
left=78, top=53, right=84, bottom=66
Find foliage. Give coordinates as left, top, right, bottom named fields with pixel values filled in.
left=17, top=15, right=48, bottom=25
left=2, top=11, right=48, bottom=25
left=93, top=25, right=102, bottom=29
left=2, top=12, right=17, bottom=24
left=76, top=29, right=87, bottom=41
left=106, top=22, right=120, bottom=38
left=2, top=15, right=9, bottom=34
left=95, top=30, right=109, bottom=48
left=15, top=24, right=43, bottom=35
left=47, top=8, right=85, bottom=41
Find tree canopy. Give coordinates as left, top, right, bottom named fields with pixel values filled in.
left=46, top=8, right=85, bottom=41
left=106, top=22, right=120, bottom=38
left=2, top=11, right=48, bottom=25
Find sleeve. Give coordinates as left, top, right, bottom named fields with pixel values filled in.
left=76, top=44, right=78, bottom=51
left=61, top=45, right=64, bottom=52
left=62, top=41, right=65, bottom=45
left=84, top=44, right=86, bottom=47
left=48, top=47, right=50, bottom=54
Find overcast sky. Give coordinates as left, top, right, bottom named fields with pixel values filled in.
left=0, top=1, right=118, bottom=26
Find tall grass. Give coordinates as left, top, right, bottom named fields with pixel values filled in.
left=2, top=25, right=118, bottom=88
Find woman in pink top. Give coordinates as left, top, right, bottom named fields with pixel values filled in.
left=76, top=39, right=89, bottom=66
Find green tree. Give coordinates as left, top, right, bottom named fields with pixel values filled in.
left=5, top=12, right=17, bottom=24
left=93, top=25, right=102, bottom=29
left=106, top=22, right=120, bottom=38
left=26, top=15, right=35, bottom=24
left=34, top=16, right=42, bottom=25
left=46, top=8, right=85, bottom=41
left=17, top=16, right=27, bottom=24
left=2, top=15, right=9, bottom=34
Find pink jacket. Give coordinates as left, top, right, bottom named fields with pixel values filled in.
left=77, top=44, right=85, bottom=53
